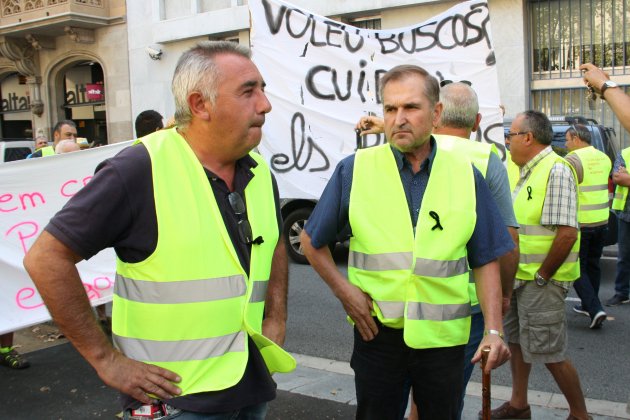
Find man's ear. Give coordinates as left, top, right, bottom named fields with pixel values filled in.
left=432, top=102, right=443, bottom=127
left=472, top=113, right=482, bottom=132
left=187, top=92, right=211, bottom=121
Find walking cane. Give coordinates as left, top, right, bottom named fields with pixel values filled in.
left=481, top=347, right=491, bottom=420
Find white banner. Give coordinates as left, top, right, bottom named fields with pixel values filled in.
left=0, top=142, right=130, bottom=335
left=250, top=0, right=505, bottom=200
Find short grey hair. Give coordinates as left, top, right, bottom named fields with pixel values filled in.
left=519, top=110, right=553, bottom=145
left=439, top=83, right=479, bottom=129
left=172, top=41, right=251, bottom=127
left=566, top=123, right=591, bottom=144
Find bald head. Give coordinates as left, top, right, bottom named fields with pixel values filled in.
left=437, top=82, right=480, bottom=133
left=55, top=140, right=81, bottom=154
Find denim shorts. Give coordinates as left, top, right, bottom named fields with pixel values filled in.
left=504, top=280, right=569, bottom=363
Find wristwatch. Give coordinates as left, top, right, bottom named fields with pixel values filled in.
left=534, top=271, right=548, bottom=286
left=600, top=80, right=619, bottom=98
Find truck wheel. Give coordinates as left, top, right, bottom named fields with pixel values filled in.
left=283, top=208, right=312, bottom=264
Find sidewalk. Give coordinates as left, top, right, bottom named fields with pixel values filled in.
left=1, top=341, right=628, bottom=419
left=280, top=354, right=630, bottom=420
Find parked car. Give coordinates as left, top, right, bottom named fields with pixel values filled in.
left=0, top=138, right=35, bottom=163
left=504, top=115, right=620, bottom=245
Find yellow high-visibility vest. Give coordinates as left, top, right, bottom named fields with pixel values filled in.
left=113, top=128, right=295, bottom=396
left=514, top=152, right=579, bottom=281
left=567, top=146, right=611, bottom=226
left=612, top=147, right=630, bottom=211
left=506, top=150, right=520, bottom=192
left=349, top=144, right=476, bottom=349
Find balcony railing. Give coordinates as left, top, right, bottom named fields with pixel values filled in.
left=2, top=0, right=104, bottom=18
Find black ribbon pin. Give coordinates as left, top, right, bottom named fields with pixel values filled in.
left=527, top=186, right=533, bottom=200
left=429, top=211, right=443, bottom=231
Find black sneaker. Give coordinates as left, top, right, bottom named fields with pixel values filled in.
left=0, top=348, right=30, bottom=369
left=604, top=295, right=630, bottom=307
left=589, top=311, right=607, bottom=329
left=572, top=305, right=589, bottom=317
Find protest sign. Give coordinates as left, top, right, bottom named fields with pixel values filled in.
left=0, top=142, right=129, bottom=334
left=250, top=0, right=505, bottom=199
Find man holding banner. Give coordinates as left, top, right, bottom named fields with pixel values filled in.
left=301, top=65, right=512, bottom=419
left=24, top=41, right=295, bottom=419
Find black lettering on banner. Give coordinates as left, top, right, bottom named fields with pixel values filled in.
left=306, top=64, right=388, bottom=104
left=271, top=112, right=330, bottom=173
left=262, top=0, right=286, bottom=35
left=374, top=3, right=491, bottom=55
left=325, top=21, right=343, bottom=48
left=483, top=122, right=507, bottom=161
left=285, top=8, right=309, bottom=38
left=261, top=0, right=365, bottom=53
left=305, top=65, right=335, bottom=101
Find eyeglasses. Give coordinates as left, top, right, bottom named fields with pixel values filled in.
left=440, top=80, right=472, bottom=87
left=505, top=131, right=528, bottom=140
left=227, top=192, right=254, bottom=245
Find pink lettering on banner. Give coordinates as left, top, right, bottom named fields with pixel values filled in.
left=60, top=176, right=93, bottom=197
left=16, top=287, right=45, bottom=309
left=5, top=221, right=39, bottom=255
left=15, top=276, right=114, bottom=311
left=84, top=276, right=114, bottom=300
left=0, top=191, right=46, bottom=212
left=0, top=193, right=18, bottom=212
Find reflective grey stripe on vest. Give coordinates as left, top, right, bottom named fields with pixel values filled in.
left=414, top=256, right=468, bottom=278
left=614, top=193, right=625, bottom=200
left=249, top=280, right=268, bottom=303
left=348, top=251, right=413, bottom=271
left=579, top=184, right=608, bottom=192
left=580, top=202, right=609, bottom=211
left=519, top=224, right=555, bottom=236
left=113, top=330, right=246, bottom=362
left=376, top=300, right=404, bottom=319
left=407, top=301, right=471, bottom=321
left=520, top=251, right=579, bottom=264
left=115, top=273, right=246, bottom=304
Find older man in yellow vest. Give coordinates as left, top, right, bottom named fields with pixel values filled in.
left=491, top=110, right=590, bottom=420
left=302, top=65, right=511, bottom=419
left=24, top=41, right=294, bottom=419
left=564, top=124, right=611, bottom=328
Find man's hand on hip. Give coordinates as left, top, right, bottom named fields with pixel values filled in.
left=338, top=283, right=378, bottom=341
left=96, top=350, right=182, bottom=404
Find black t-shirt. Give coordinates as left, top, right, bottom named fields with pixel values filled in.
left=46, top=143, right=280, bottom=413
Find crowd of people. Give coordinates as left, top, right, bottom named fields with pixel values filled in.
left=1, top=40, right=628, bottom=420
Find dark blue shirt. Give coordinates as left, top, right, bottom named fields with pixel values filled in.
left=305, top=139, right=513, bottom=268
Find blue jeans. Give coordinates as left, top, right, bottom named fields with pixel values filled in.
left=124, top=403, right=267, bottom=420
left=573, top=225, right=607, bottom=315
left=615, top=218, right=630, bottom=298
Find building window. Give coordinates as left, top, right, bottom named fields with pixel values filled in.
left=530, top=0, right=630, bottom=80
left=531, top=86, right=630, bottom=148
left=345, top=15, right=381, bottom=30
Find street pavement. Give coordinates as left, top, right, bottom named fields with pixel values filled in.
left=1, top=341, right=628, bottom=419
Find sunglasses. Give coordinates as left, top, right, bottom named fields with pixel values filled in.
left=227, top=192, right=254, bottom=245
left=440, top=80, right=472, bottom=87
